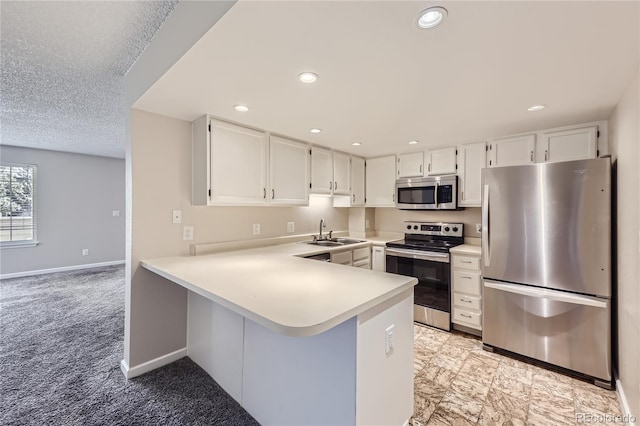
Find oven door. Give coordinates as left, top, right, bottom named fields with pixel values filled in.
left=385, top=248, right=451, bottom=313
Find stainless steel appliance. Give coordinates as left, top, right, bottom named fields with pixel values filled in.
left=386, top=222, right=464, bottom=331
left=481, top=157, right=612, bottom=388
left=395, top=175, right=458, bottom=210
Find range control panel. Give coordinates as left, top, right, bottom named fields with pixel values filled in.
left=404, top=222, right=463, bottom=237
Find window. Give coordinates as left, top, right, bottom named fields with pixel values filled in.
left=0, top=164, right=37, bottom=246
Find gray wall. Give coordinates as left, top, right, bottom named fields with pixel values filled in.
left=0, top=146, right=125, bottom=275
left=608, top=68, right=639, bottom=418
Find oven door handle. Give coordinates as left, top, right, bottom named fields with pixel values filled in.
left=385, top=248, right=450, bottom=263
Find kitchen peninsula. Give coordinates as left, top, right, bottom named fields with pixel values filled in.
left=140, top=240, right=417, bottom=426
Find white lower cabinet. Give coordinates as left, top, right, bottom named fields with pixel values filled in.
left=331, top=250, right=353, bottom=266
left=451, top=252, right=482, bottom=333
left=371, top=245, right=386, bottom=272
left=331, top=246, right=371, bottom=269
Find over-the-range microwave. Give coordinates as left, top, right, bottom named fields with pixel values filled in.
left=395, top=175, right=458, bottom=210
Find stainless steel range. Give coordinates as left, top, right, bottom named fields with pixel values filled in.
left=385, top=222, right=464, bottom=331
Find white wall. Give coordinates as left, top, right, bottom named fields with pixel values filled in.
left=0, top=146, right=125, bottom=276
left=375, top=207, right=482, bottom=238
left=126, top=109, right=348, bottom=367
left=608, top=67, right=639, bottom=419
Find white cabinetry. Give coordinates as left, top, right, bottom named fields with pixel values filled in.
left=333, top=152, right=351, bottom=195
left=425, top=147, right=457, bottom=175
left=451, top=252, right=482, bottom=333
left=397, top=152, right=424, bottom=178
left=488, top=134, right=536, bottom=168
left=331, top=250, right=353, bottom=266
left=371, top=245, right=385, bottom=272
left=331, top=246, right=371, bottom=269
left=311, top=147, right=333, bottom=194
left=458, top=142, right=486, bottom=207
left=351, top=156, right=366, bottom=207
left=365, top=155, right=397, bottom=207
left=269, top=135, right=310, bottom=205
left=541, top=126, right=597, bottom=163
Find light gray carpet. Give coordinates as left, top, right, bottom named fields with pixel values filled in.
left=0, top=265, right=260, bottom=425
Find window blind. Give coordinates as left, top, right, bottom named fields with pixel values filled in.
left=0, top=164, right=36, bottom=243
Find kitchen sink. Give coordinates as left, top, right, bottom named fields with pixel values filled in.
left=302, top=238, right=366, bottom=247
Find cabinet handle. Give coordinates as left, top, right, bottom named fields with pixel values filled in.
left=330, top=181, right=333, bottom=190
left=352, top=194, right=355, bottom=202
left=271, top=189, right=275, bottom=199
left=263, top=188, right=266, bottom=199
left=461, top=191, right=464, bottom=201
left=335, top=181, right=338, bottom=190
left=420, top=164, right=423, bottom=173
left=393, top=193, right=395, bottom=202
left=461, top=313, right=472, bottom=319
left=461, top=260, right=472, bottom=263
left=460, top=298, right=472, bottom=303
left=544, top=150, right=548, bottom=162
left=461, top=275, right=472, bottom=279
left=428, top=163, right=431, bottom=172
left=530, top=151, right=534, bottom=162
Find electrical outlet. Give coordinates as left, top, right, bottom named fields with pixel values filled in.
left=287, top=222, right=295, bottom=233
left=172, top=210, right=182, bottom=224
left=183, top=226, right=194, bottom=241
left=253, top=223, right=261, bottom=236
left=475, top=223, right=482, bottom=233
left=385, top=324, right=395, bottom=355
left=112, top=210, right=120, bottom=217
left=82, top=249, right=89, bottom=256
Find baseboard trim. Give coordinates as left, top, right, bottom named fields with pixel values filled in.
left=120, top=347, right=187, bottom=379
left=615, top=377, right=635, bottom=424
left=0, top=260, right=125, bottom=279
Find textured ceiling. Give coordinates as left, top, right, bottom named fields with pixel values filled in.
left=135, top=1, right=640, bottom=158
left=1, top=1, right=178, bottom=158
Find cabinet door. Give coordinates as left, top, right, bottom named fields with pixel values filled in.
left=351, top=156, right=366, bottom=207
left=458, top=142, right=486, bottom=207
left=365, top=155, right=396, bottom=207
left=489, top=134, right=535, bottom=167
left=542, top=126, right=597, bottom=163
left=372, top=246, right=385, bottom=272
left=209, top=119, right=267, bottom=205
left=426, top=147, right=457, bottom=175
left=397, top=152, right=424, bottom=178
left=311, top=147, right=333, bottom=194
left=333, top=152, right=351, bottom=195
left=269, top=135, right=310, bottom=205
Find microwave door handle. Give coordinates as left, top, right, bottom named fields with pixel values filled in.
left=434, top=182, right=439, bottom=206
left=482, top=184, right=490, bottom=267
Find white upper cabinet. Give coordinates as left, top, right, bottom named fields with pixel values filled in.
left=425, top=147, right=457, bottom=175
left=209, top=118, right=268, bottom=205
left=541, top=126, right=597, bottom=163
left=365, top=155, right=397, bottom=207
left=351, top=156, right=366, bottom=206
left=333, top=152, right=351, bottom=195
left=269, top=135, right=310, bottom=205
left=488, top=134, right=536, bottom=168
left=458, top=142, right=486, bottom=207
left=397, top=152, right=424, bottom=178
left=311, top=147, right=333, bottom=194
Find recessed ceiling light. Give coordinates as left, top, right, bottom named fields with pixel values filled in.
left=527, top=104, right=546, bottom=112
left=352, top=142, right=362, bottom=146
left=298, top=72, right=319, bottom=83
left=310, top=128, right=322, bottom=134
left=418, top=7, right=447, bottom=29
left=408, top=140, right=419, bottom=145
left=233, top=104, right=249, bottom=112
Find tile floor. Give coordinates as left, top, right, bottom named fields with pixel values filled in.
left=412, top=324, right=623, bottom=425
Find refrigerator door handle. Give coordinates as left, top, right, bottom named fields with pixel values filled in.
left=483, top=280, right=608, bottom=308
left=482, top=184, right=490, bottom=267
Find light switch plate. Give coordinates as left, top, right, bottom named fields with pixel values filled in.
left=183, top=226, right=194, bottom=240
left=82, top=249, right=89, bottom=256
left=112, top=210, right=120, bottom=217
left=287, top=222, right=295, bottom=233
left=253, top=223, right=261, bottom=236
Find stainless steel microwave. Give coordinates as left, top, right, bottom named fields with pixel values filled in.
left=395, top=175, right=458, bottom=210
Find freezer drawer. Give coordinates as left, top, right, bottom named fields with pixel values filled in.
left=483, top=280, right=611, bottom=381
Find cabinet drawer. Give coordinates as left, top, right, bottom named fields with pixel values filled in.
left=353, top=247, right=370, bottom=262
left=354, top=259, right=370, bottom=269
left=453, top=308, right=482, bottom=329
left=453, top=293, right=481, bottom=310
left=453, top=270, right=481, bottom=295
left=452, top=255, right=480, bottom=271
left=331, top=250, right=352, bottom=265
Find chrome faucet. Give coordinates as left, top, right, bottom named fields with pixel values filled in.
left=319, top=218, right=326, bottom=240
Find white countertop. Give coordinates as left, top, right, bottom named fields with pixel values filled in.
left=141, top=239, right=417, bottom=338
left=450, top=244, right=482, bottom=256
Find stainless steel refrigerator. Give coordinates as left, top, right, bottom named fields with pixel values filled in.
left=481, top=157, right=612, bottom=388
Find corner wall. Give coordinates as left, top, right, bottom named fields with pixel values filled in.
left=0, top=146, right=125, bottom=276
left=126, top=109, right=348, bottom=368
left=607, top=67, right=639, bottom=419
